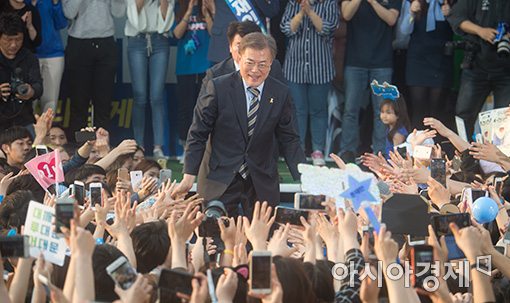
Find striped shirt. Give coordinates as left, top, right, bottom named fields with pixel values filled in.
left=280, top=0, right=339, bottom=84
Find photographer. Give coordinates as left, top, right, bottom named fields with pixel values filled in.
left=0, top=12, right=43, bottom=132
left=447, top=0, right=510, bottom=137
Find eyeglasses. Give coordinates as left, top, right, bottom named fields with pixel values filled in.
left=243, top=60, right=270, bottom=71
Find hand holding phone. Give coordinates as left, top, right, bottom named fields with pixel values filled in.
left=75, top=131, right=96, bottom=143
left=250, top=251, right=272, bottom=295
left=274, top=207, right=309, bottom=226
left=106, top=256, right=137, bottom=290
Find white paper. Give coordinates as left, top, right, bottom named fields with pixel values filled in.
left=413, top=145, right=432, bottom=160
left=455, top=116, right=468, bottom=142
left=478, top=110, right=493, bottom=144
left=24, top=201, right=67, bottom=266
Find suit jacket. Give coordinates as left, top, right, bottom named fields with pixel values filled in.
left=208, top=0, right=280, bottom=62
left=184, top=72, right=305, bottom=205
left=199, top=57, right=286, bottom=99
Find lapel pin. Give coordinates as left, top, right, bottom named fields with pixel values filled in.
left=269, top=98, right=274, bottom=104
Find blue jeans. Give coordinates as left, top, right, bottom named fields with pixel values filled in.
left=128, top=33, right=169, bottom=147
left=341, top=66, right=393, bottom=154
left=288, top=81, right=330, bottom=152
left=456, top=68, right=510, bottom=137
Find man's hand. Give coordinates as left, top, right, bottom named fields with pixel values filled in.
left=0, top=83, right=10, bottom=100
left=172, top=174, right=195, bottom=198
left=477, top=27, right=498, bottom=44
left=469, top=142, right=502, bottom=162
left=410, top=0, right=421, bottom=16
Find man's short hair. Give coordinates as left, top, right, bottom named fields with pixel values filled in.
left=65, top=164, right=106, bottom=184
left=130, top=221, right=170, bottom=273
left=227, top=21, right=261, bottom=44
left=0, top=12, right=25, bottom=37
left=239, top=32, right=277, bottom=60
left=0, top=126, right=33, bottom=147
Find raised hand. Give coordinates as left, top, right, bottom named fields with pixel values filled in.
left=114, top=274, right=152, bottom=303
left=373, top=224, right=399, bottom=263
left=216, top=268, right=238, bottom=303
left=243, top=201, right=275, bottom=251
left=427, top=177, right=451, bottom=209
left=167, top=203, right=204, bottom=244
left=267, top=223, right=298, bottom=257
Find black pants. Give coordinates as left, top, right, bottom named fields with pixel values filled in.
left=456, top=68, right=510, bottom=138
left=176, top=73, right=205, bottom=141
left=65, top=36, right=117, bottom=137
left=218, top=174, right=258, bottom=219
left=408, top=86, right=451, bottom=130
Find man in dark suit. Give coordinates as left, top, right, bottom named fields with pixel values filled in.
left=208, top=0, right=280, bottom=63
left=200, top=21, right=285, bottom=100
left=175, top=32, right=305, bottom=217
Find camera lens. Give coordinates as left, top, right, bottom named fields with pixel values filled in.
left=16, top=84, right=29, bottom=96
left=497, top=36, right=510, bottom=57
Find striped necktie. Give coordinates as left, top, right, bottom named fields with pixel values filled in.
left=239, top=87, right=260, bottom=179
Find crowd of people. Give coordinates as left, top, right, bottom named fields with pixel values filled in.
left=0, top=0, right=510, bottom=302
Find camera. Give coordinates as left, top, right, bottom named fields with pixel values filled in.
left=495, top=22, right=510, bottom=58
left=198, top=200, right=229, bottom=238
left=10, top=68, right=29, bottom=97
left=444, top=40, right=480, bottom=69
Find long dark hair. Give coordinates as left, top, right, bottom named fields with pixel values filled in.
left=380, top=97, right=411, bottom=143
left=176, top=0, right=205, bottom=22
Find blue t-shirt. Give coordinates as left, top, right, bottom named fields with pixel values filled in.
left=30, top=0, right=67, bottom=58
left=385, top=126, right=408, bottom=157
left=174, top=6, right=211, bottom=75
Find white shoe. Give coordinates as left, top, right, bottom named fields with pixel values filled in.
left=311, top=150, right=326, bottom=166
left=153, top=148, right=168, bottom=159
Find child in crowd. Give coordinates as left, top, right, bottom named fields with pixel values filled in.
left=380, top=97, right=411, bottom=158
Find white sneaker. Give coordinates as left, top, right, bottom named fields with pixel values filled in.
left=311, top=150, right=326, bottom=166
left=153, top=148, right=168, bottom=159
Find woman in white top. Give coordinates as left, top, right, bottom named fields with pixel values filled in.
left=125, top=0, right=174, bottom=158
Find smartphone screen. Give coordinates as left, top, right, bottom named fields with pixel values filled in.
left=251, top=254, right=271, bottom=291
left=431, top=213, right=471, bottom=237
left=431, top=159, right=446, bottom=187
left=75, top=131, right=96, bottom=143
left=56, top=202, right=74, bottom=231
left=159, top=269, right=193, bottom=296
left=159, top=169, right=172, bottom=185
left=107, top=257, right=137, bottom=290
left=36, top=145, right=48, bottom=156
left=471, top=189, right=488, bottom=202
left=296, top=194, right=325, bottom=210
left=73, top=182, right=85, bottom=205
left=396, top=146, right=407, bottom=159
left=89, top=184, right=102, bottom=206
left=445, top=235, right=465, bottom=260
left=275, top=207, right=309, bottom=226
left=0, top=235, right=28, bottom=258
left=411, top=245, right=434, bottom=288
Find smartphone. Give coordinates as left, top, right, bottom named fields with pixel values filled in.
left=413, top=145, right=432, bottom=160
left=0, top=235, right=29, bottom=258
left=430, top=159, right=446, bottom=187
left=73, top=181, right=85, bottom=205
left=445, top=235, right=465, bottom=260
left=294, top=193, right=326, bottom=210
left=74, top=131, right=96, bottom=143
left=396, top=146, right=407, bottom=159
left=250, top=251, right=272, bottom=295
left=158, top=269, right=194, bottom=299
left=35, top=145, right=48, bottom=156
left=56, top=197, right=75, bottom=232
left=408, top=235, right=427, bottom=246
left=504, top=229, right=510, bottom=244
left=430, top=213, right=471, bottom=237
left=38, top=274, right=53, bottom=296
left=118, top=168, right=129, bottom=181
left=159, top=169, right=172, bottom=185
left=410, top=245, right=434, bottom=288
left=362, top=226, right=375, bottom=247
left=462, top=188, right=488, bottom=209
left=130, top=170, right=143, bottom=192
left=274, top=207, right=309, bottom=226
left=89, top=183, right=102, bottom=206
left=106, top=256, right=137, bottom=290
left=494, top=177, right=504, bottom=195
left=495, top=246, right=506, bottom=255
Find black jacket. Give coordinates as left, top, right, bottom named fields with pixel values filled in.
left=447, top=0, right=510, bottom=73
left=199, top=57, right=286, bottom=99
left=185, top=72, right=305, bottom=205
left=0, top=48, right=43, bottom=130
